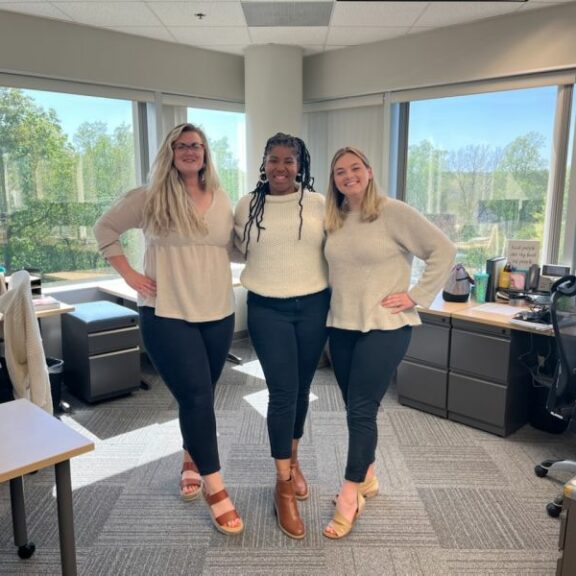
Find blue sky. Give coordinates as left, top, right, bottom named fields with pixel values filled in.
left=409, top=86, right=558, bottom=162
left=25, top=85, right=574, bottom=168
left=25, top=89, right=246, bottom=165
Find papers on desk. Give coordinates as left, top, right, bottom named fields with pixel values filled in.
left=32, top=295, right=61, bottom=311
left=470, top=303, right=520, bottom=316
left=509, top=318, right=553, bottom=332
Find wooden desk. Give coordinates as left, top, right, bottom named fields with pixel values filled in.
left=0, top=399, right=94, bottom=575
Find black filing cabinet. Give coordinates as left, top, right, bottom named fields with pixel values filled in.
left=62, top=301, right=140, bottom=403
left=397, top=311, right=451, bottom=418
left=448, top=319, right=530, bottom=436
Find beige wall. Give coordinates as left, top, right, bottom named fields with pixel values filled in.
left=0, top=10, right=244, bottom=101
left=304, top=2, right=576, bottom=102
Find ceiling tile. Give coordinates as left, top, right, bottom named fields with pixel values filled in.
left=327, top=25, right=408, bottom=45
left=0, top=3, right=71, bottom=19
left=415, top=2, right=522, bottom=27
left=169, top=26, right=250, bottom=44
left=331, top=2, right=428, bottom=27
left=249, top=26, right=327, bottom=44
left=52, top=2, right=162, bottom=26
left=148, top=2, right=246, bottom=27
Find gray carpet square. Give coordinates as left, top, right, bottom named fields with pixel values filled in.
left=419, top=487, right=555, bottom=549
left=81, top=545, right=204, bottom=576
left=441, top=550, right=558, bottom=575
left=402, top=446, right=508, bottom=488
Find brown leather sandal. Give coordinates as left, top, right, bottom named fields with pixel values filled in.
left=180, top=461, right=201, bottom=502
left=203, top=488, right=244, bottom=536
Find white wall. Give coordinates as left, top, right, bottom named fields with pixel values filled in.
left=304, top=2, right=576, bottom=102
left=0, top=10, right=244, bottom=101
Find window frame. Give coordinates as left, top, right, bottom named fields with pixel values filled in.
left=387, top=70, right=576, bottom=270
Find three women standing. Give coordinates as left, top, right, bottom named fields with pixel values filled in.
left=234, top=133, right=330, bottom=539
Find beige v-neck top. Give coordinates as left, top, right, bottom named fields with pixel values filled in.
left=94, top=186, right=235, bottom=322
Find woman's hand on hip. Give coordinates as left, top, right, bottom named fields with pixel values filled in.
left=380, top=292, right=416, bottom=314
left=124, top=269, right=156, bottom=298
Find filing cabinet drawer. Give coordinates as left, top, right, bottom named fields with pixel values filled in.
left=448, top=373, right=507, bottom=428
left=405, top=320, right=450, bottom=368
left=86, top=348, right=140, bottom=402
left=397, top=360, right=448, bottom=412
left=88, top=326, right=140, bottom=355
left=450, top=329, right=510, bottom=384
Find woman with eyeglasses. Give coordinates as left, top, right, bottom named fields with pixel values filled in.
left=94, top=123, right=243, bottom=536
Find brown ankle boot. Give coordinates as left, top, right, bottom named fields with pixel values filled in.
left=290, top=459, right=309, bottom=501
left=274, top=477, right=305, bottom=539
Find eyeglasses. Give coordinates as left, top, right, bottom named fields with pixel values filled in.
left=173, top=142, right=205, bottom=152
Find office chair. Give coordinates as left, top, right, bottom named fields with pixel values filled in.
left=533, top=274, right=576, bottom=517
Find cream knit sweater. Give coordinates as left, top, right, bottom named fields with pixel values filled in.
left=234, top=190, right=328, bottom=298
left=0, top=270, right=52, bottom=413
left=95, top=186, right=235, bottom=322
left=325, top=198, right=456, bottom=332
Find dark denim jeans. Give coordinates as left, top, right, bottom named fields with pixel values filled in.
left=248, top=289, right=330, bottom=459
left=139, top=307, right=234, bottom=475
left=329, top=326, right=412, bottom=482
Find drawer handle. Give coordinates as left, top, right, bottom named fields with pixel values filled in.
left=91, top=346, right=140, bottom=359
left=88, top=326, right=138, bottom=337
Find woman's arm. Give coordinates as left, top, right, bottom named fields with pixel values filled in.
left=94, top=187, right=156, bottom=297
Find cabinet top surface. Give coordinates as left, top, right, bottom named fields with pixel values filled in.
left=422, top=294, right=551, bottom=335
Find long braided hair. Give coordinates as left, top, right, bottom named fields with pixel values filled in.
left=241, top=133, right=315, bottom=256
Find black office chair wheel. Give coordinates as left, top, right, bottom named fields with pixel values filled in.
left=534, top=464, right=549, bottom=477
left=546, top=495, right=564, bottom=518
left=17, top=542, right=35, bottom=559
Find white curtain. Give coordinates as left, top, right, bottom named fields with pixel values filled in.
left=303, top=104, right=385, bottom=196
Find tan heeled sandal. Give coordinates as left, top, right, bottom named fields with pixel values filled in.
left=179, top=461, right=202, bottom=502
left=359, top=475, right=379, bottom=499
left=332, top=476, right=379, bottom=505
left=203, top=488, right=244, bottom=536
left=323, top=491, right=365, bottom=540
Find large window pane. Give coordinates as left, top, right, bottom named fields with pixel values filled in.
left=187, top=108, right=246, bottom=203
left=559, top=89, right=575, bottom=265
left=405, top=87, right=556, bottom=274
left=0, top=87, right=139, bottom=283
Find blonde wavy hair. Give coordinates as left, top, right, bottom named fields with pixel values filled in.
left=143, top=123, right=220, bottom=236
left=325, top=146, right=385, bottom=233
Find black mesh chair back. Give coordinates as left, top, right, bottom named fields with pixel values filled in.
left=547, top=275, right=576, bottom=419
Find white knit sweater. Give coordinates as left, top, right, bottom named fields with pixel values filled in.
left=325, top=198, right=456, bottom=332
left=234, top=191, right=328, bottom=298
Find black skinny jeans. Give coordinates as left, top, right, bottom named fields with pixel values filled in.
left=247, top=289, right=330, bottom=460
left=139, top=307, right=234, bottom=476
left=329, top=326, right=412, bottom=483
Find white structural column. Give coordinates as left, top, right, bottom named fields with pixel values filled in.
left=244, top=45, right=303, bottom=186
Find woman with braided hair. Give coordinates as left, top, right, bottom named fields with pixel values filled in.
left=234, top=133, right=329, bottom=539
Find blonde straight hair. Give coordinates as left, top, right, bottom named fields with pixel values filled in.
left=325, top=146, right=385, bottom=233
left=144, top=123, right=221, bottom=236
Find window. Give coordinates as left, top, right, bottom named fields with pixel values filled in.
left=186, top=108, right=246, bottom=203
left=0, top=86, right=139, bottom=283
left=403, top=86, right=562, bottom=274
